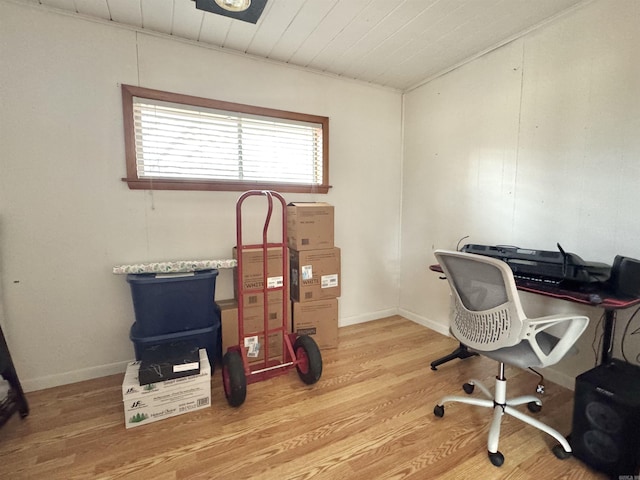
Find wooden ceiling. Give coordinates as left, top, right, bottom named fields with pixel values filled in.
left=23, top=0, right=588, bottom=91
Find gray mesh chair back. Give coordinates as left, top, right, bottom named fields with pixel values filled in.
left=436, top=250, right=526, bottom=352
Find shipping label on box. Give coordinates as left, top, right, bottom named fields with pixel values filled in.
left=290, top=248, right=341, bottom=302
left=287, top=202, right=334, bottom=251
left=243, top=331, right=284, bottom=363
left=122, top=349, right=211, bottom=399
left=292, top=298, right=338, bottom=349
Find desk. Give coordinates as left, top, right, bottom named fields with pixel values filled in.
left=429, top=264, right=640, bottom=369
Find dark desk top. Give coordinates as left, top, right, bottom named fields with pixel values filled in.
left=429, top=264, right=640, bottom=310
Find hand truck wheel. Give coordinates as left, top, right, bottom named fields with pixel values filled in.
left=222, top=350, right=247, bottom=407
left=294, top=335, right=322, bottom=385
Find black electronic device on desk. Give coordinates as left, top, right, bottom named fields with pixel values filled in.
left=460, top=243, right=611, bottom=286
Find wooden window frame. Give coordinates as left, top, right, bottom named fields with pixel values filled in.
left=121, top=84, right=330, bottom=193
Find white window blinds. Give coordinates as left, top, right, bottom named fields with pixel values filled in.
left=132, top=97, right=324, bottom=186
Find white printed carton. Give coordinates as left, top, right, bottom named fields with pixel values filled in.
left=122, top=349, right=211, bottom=429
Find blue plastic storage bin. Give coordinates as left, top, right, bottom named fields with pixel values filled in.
left=130, top=322, right=221, bottom=366
left=127, top=269, right=219, bottom=336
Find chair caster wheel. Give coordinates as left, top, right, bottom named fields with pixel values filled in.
left=433, top=405, right=444, bottom=418
left=488, top=450, right=504, bottom=467
left=462, top=382, right=474, bottom=394
left=527, top=401, right=542, bottom=413
left=552, top=444, right=572, bottom=460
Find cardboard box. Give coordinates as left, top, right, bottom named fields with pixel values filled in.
left=239, top=289, right=287, bottom=334
left=290, top=247, right=341, bottom=302
left=218, top=298, right=240, bottom=354
left=233, top=246, right=285, bottom=293
left=123, top=382, right=211, bottom=429
left=243, top=331, right=284, bottom=363
left=292, top=299, right=339, bottom=349
left=218, top=298, right=285, bottom=364
left=122, top=349, right=211, bottom=429
left=287, top=202, right=334, bottom=251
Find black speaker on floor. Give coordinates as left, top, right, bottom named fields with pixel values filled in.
left=571, top=360, right=640, bottom=476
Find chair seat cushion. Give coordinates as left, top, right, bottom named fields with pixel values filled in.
left=477, top=331, right=561, bottom=369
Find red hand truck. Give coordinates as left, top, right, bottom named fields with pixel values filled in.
left=222, top=190, right=322, bottom=407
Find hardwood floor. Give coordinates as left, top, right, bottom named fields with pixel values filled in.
left=0, top=316, right=607, bottom=479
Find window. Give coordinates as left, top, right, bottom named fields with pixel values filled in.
left=121, top=85, right=329, bottom=193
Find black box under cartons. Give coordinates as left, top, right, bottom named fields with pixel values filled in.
left=138, top=340, right=201, bottom=386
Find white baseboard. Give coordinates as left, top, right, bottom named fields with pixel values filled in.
left=398, top=308, right=450, bottom=337
left=22, top=360, right=131, bottom=393
left=338, top=308, right=399, bottom=327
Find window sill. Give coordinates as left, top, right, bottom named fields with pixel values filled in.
left=122, top=178, right=330, bottom=194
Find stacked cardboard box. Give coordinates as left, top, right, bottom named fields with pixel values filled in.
left=288, top=202, right=339, bottom=349
left=218, top=246, right=288, bottom=364
left=121, top=348, right=211, bottom=429
left=218, top=298, right=284, bottom=364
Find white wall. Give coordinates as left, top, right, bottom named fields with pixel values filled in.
left=0, top=1, right=402, bottom=391
left=4, top=0, right=637, bottom=393
left=400, top=0, right=640, bottom=388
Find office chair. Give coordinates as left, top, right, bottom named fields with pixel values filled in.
left=432, top=249, right=589, bottom=467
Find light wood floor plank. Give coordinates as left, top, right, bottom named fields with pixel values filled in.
left=0, top=316, right=607, bottom=479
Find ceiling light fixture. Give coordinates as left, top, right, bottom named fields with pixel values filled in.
left=194, top=0, right=267, bottom=24
left=215, top=0, right=251, bottom=12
